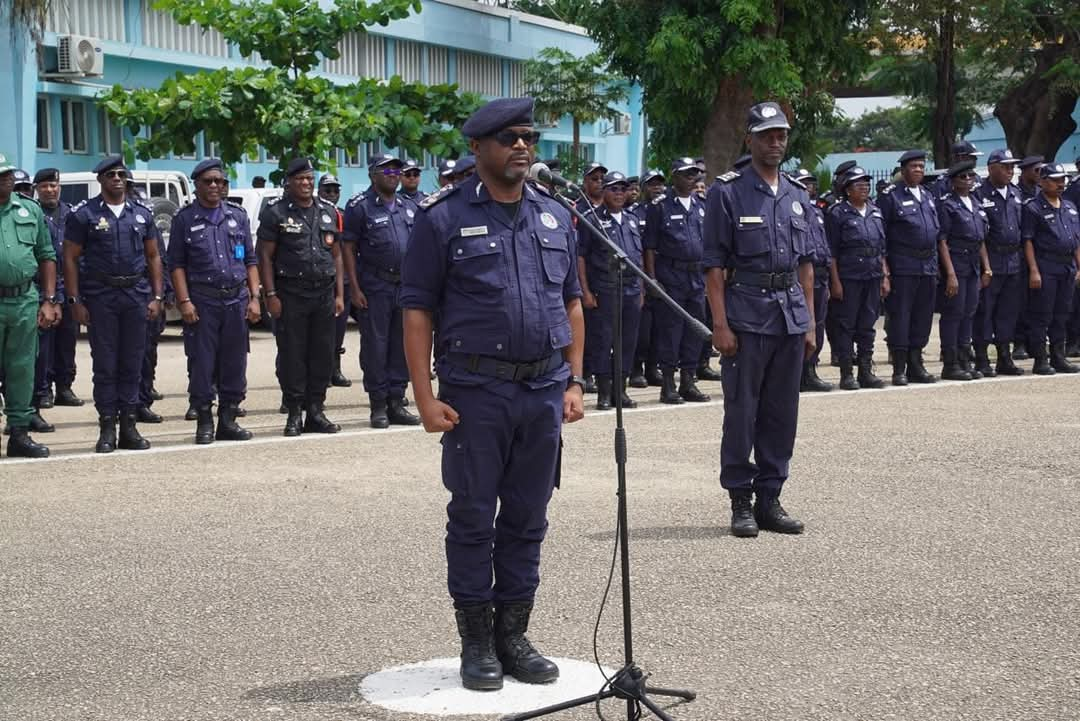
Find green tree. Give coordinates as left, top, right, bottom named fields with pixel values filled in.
left=818, top=105, right=928, bottom=153
left=522, top=47, right=629, bottom=179
left=580, top=0, right=871, bottom=175
left=99, top=0, right=480, bottom=181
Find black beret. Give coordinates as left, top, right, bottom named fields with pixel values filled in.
left=1017, top=155, right=1044, bottom=169
left=192, top=158, right=224, bottom=179
left=462, top=97, right=534, bottom=138
left=286, top=157, right=315, bottom=177
left=94, top=155, right=126, bottom=175
left=946, top=159, right=977, bottom=178
left=898, top=150, right=926, bottom=165
left=33, top=168, right=60, bottom=184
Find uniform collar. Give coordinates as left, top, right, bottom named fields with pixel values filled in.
left=743, top=166, right=793, bottom=199
left=94, top=194, right=133, bottom=212
left=465, top=174, right=538, bottom=207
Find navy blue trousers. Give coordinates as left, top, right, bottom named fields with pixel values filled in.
left=52, top=308, right=78, bottom=388
left=140, top=313, right=165, bottom=407
left=85, top=292, right=148, bottom=416
left=833, top=278, right=881, bottom=360
left=809, top=283, right=828, bottom=365
left=1068, top=286, right=1080, bottom=342
left=183, top=293, right=249, bottom=406
left=938, top=274, right=980, bottom=349
left=584, top=289, right=642, bottom=379
left=972, top=273, right=1022, bottom=345
left=358, top=290, right=408, bottom=401
left=634, top=296, right=659, bottom=370
left=438, top=380, right=564, bottom=606
left=654, top=289, right=706, bottom=371
left=1027, top=271, right=1074, bottom=347
left=885, top=275, right=936, bottom=352
left=719, top=332, right=803, bottom=495
left=33, top=327, right=55, bottom=406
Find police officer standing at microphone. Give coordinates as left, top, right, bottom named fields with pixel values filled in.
left=401, top=97, right=585, bottom=691
left=703, top=102, right=813, bottom=537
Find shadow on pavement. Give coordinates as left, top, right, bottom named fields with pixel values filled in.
left=585, top=525, right=731, bottom=541
left=242, top=673, right=366, bottom=703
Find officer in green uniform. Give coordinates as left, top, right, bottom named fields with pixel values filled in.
left=0, top=152, right=61, bottom=458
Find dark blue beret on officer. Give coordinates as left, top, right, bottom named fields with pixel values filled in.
left=746, top=102, right=791, bottom=133
left=286, top=156, right=315, bottom=177
left=33, top=167, right=60, bottom=184
left=192, top=157, right=224, bottom=179
left=94, top=155, right=126, bottom=175
left=461, top=96, right=534, bottom=138
left=898, top=149, right=927, bottom=166
left=946, top=159, right=977, bottom=178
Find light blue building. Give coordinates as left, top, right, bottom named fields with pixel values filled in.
left=1, top=0, right=647, bottom=194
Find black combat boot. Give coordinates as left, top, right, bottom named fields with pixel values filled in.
left=304, top=403, right=341, bottom=433
left=136, top=405, right=163, bottom=423
left=906, top=348, right=937, bottom=383
left=283, top=404, right=305, bottom=436
left=278, top=393, right=288, bottom=414
left=645, top=364, right=663, bottom=387
left=838, top=358, right=859, bottom=390
left=1050, top=342, right=1080, bottom=373
left=659, top=368, right=684, bottom=404
left=54, top=386, right=84, bottom=407
left=995, top=342, right=1023, bottom=376
left=369, top=397, right=390, bottom=429
left=941, top=347, right=973, bottom=381
left=118, top=411, right=151, bottom=450
left=38, top=390, right=54, bottom=409
left=330, top=352, right=352, bottom=387
left=753, top=493, right=805, bottom=534
left=628, top=361, right=648, bottom=389
left=195, top=405, right=215, bottom=445
left=1066, top=339, right=1080, bottom=358
left=800, top=362, right=834, bottom=392
left=729, top=489, right=759, bottom=538
left=1012, top=340, right=1029, bottom=360
left=678, top=369, right=710, bottom=402
left=30, top=409, right=55, bottom=433
left=595, top=376, right=613, bottom=410
left=1032, top=344, right=1055, bottom=375
left=216, top=402, right=253, bottom=441
left=619, top=378, right=638, bottom=408
left=387, top=397, right=421, bottom=425
left=7, top=427, right=49, bottom=458
left=960, top=345, right=983, bottom=379
left=856, top=354, right=885, bottom=389
left=185, top=404, right=198, bottom=421
left=584, top=374, right=597, bottom=394
left=973, top=344, right=996, bottom=378
left=454, top=604, right=503, bottom=691
left=696, top=361, right=722, bottom=381
left=889, top=350, right=908, bottom=386
left=95, top=416, right=117, bottom=454
left=495, top=601, right=560, bottom=685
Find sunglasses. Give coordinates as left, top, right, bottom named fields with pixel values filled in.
left=491, top=129, right=542, bottom=147
left=321, top=186, right=341, bottom=193
left=102, top=170, right=127, bottom=179
left=402, top=170, right=421, bottom=178
left=379, top=168, right=402, bottom=177
left=200, top=177, right=228, bottom=186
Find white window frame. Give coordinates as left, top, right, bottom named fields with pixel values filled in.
left=37, top=96, right=52, bottom=151
left=60, top=99, right=89, bottom=154
left=97, top=107, right=123, bottom=155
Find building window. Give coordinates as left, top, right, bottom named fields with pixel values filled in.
left=365, top=140, right=383, bottom=161
left=206, top=141, right=219, bottom=158
left=60, top=99, right=88, bottom=154
left=36, top=97, right=52, bottom=151
left=263, top=147, right=278, bottom=163
left=97, top=108, right=123, bottom=155
left=342, top=146, right=362, bottom=167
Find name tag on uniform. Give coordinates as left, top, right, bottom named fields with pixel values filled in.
left=738, top=216, right=763, bottom=224
left=461, top=225, right=488, bottom=237
left=373, top=215, right=389, bottom=224
left=190, top=224, right=206, bottom=231
left=902, top=200, right=915, bottom=206
left=1044, top=214, right=1055, bottom=220
left=670, top=214, right=684, bottom=220
left=981, top=200, right=995, bottom=209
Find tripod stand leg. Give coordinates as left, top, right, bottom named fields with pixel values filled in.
left=644, top=685, right=697, bottom=701
left=637, top=692, right=679, bottom=721
left=500, top=688, right=617, bottom=721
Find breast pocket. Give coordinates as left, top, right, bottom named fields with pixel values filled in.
left=537, top=231, right=571, bottom=285
left=734, top=222, right=770, bottom=258
left=364, top=219, right=394, bottom=247
left=790, top=216, right=808, bottom=258
left=13, top=216, right=38, bottom=246
left=450, top=234, right=509, bottom=294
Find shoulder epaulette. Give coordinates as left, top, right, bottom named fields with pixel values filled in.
left=651, top=193, right=667, bottom=205
left=716, top=171, right=739, bottom=184
left=880, top=184, right=896, bottom=195
left=15, top=192, right=40, bottom=206
left=346, top=192, right=366, bottom=209
left=787, top=176, right=807, bottom=191
left=70, top=199, right=89, bottom=212
left=419, top=183, right=459, bottom=211
left=225, top=199, right=244, bottom=210
left=267, top=196, right=285, bottom=207
left=528, top=180, right=552, bottom=197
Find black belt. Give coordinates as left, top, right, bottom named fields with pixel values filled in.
left=445, top=352, right=563, bottom=382
left=732, top=270, right=797, bottom=290
left=889, top=244, right=935, bottom=260
left=1036, top=250, right=1076, bottom=264
left=191, top=282, right=246, bottom=299
left=277, top=275, right=334, bottom=289
left=374, top=267, right=402, bottom=284
left=0, top=280, right=33, bottom=298
left=841, top=247, right=881, bottom=258
left=659, top=256, right=703, bottom=272
left=947, top=241, right=982, bottom=253
left=987, top=243, right=1021, bottom=254
left=88, top=270, right=143, bottom=288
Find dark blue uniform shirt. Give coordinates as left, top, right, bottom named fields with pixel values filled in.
left=938, top=194, right=988, bottom=276
left=826, top=200, right=887, bottom=281
left=400, top=175, right=582, bottom=392
left=65, top=195, right=159, bottom=299
left=577, top=206, right=643, bottom=296
left=703, top=168, right=813, bottom=336
left=878, top=183, right=939, bottom=276
left=343, top=190, right=418, bottom=294
left=167, top=201, right=255, bottom=298
left=256, top=196, right=338, bottom=284
left=644, top=193, right=706, bottom=293
left=39, top=201, right=70, bottom=299
left=1021, top=195, right=1080, bottom=275
left=976, top=179, right=1024, bottom=275
left=803, top=201, right=830, bottom=275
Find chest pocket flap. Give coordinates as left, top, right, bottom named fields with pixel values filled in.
left=538, top=231, right=571, bottom=284
left=450, top=233, right=508, bottom=291
left=13, top=213, right=39, bottom=244
left=734, top=220, right=769, bottom=256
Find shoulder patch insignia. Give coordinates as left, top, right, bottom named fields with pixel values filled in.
left=225, top=199, right=245, bottom=210
left=651, top=193, right=667, bottom=205
left=881, top=184, right=896, bottom=195
left=71, top=199, right=89, bottom=212
left=419, top=183, right=459, bottom=211
left=716, top=171, right=740, bottom=183
left=267, top=196, right=284, bottom=207
left=785, top=174, right=807, bottom=191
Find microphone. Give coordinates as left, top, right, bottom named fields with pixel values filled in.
left=529, top=162, right=580, bottom=193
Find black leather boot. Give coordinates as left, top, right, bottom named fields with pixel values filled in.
left=906, top=348, right=937, bottom=383
left=54, top=386, right=84, bottom=407
left=195, top=405, right=215, bottom=445
left=678, top=369, right=710, bottom=402
left=729, top=490, right=759, bottom=538
left=595, top=376, right=613, bottom=410
left=185, top=404, right=198, bottom=421
left=584, top=374, right=597, bottom=394
left=369, top=397, right=389, bottom=429
left=1050, top=342, right=1080, bottom=373
left=7, top=427, right=49, bottom=458
left=454, top=604, right=503, bottom=691
left=495, top=601, right=559, bottom=685
left=800, top=362, right=833, bottom=392
left=136, top=405, right=163, bottom=423
left=838, top=358, right=859, bottom=390
left=659, top=368, right=684, bottom=404
left=973, top=344, right=996, bottom=378
left=330, top=352, right=352, bottom=387
left=1066, top=339, right=1080, bottom=358
left=856, top=354, right=885, bottom=389
left=278, top=393, right=288, bottom=414
left=628, top=361, right=648, bottom=388
left=216, top=402, right=252, bottom=441
left=283, top=404, right=304, bottom=436
left=1012, top=340, right=1029, bottom=360
left=696, top=361, right=722, bottom=381
left=387, top=397, right=421, bottom=425
left=995, top=342, right=1023, bottom=376
left=754, top=493, right=805, bottom=534
left=1032, top=344, right=1055, bottom=375
left=889, top=350, right=908, bottom=386
left=149, top=387, right=164, bottom=401
left=941, top=347, right=973, bottom=381
left=95, top=416, right=117, bottom=454
left=304, top=403, right=341, bottom=433
left=38, top=390, right=54, bottom=409
left=645, top=364, right=663, bottom=387
left=619, top=378, right=637, bottom=408
left=960, top=345, right=983, bottom=379
left=118, top=411, right=150, bottom=450
left=30, top=409, right=55, bottom=433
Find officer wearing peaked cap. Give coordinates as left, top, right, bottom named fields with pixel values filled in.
left=932, top=140, right=983, bottom=200
left=1011, top=154, right=1045, bottom=360
left=792, top=168, right=833, bottom=392
left=703, top=101, right=813, bottom=538
left=576, top=161, right=608, bottom=215
left=398, top=159, right=427, bottom=204
left=401, top=96, right=584, bottom=692
left=627, top=169, right=665, bottom=388
left=317, top=172, right=354, bottom=389
left=1016, top=155, right=1044, bottom=202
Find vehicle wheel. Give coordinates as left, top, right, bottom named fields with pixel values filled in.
left=151, top=197, right=180, bottom=251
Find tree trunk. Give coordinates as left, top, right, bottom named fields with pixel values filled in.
left=702, top=76, right=755, bottom=178
left=930, top=9, right=956, bottom=169
left=994, top=43, right=1079, bottom=162
left=572, top=117, right=580, bottom=166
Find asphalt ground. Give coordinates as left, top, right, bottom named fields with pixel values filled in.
left=2, top=323, right=1079, bottom=720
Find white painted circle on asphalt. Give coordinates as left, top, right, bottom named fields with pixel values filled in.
left=360, top=656, right=617, bottom=716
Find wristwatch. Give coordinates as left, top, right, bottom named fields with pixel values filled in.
left=568, top=375, right=588, bottom=391
left=44, top=295, right=59, bottom=305
left=66, top=295, right=80, bottom=305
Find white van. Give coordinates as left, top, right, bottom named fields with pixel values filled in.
left=60, top=170, right=195, bottom=249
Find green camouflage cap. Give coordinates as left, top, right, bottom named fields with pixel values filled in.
left=0, top=152, right=15, bottom=175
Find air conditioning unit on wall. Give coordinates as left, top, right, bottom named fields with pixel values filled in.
left=57, top=35, right=104, bottom=77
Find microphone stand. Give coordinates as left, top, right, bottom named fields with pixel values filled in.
left=502, top=190, right=708, bottom=721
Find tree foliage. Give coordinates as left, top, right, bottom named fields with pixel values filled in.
left=817, top=105, right=927, bottom=153
left=98, top=0, right=481, bottom=181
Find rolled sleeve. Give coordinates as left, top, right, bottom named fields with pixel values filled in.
left=342, top=202, right=365, bottom=245
left=399, top=210, right=445, bottom=311
left=702, top=184, right=732, bottom=269
left=167, top=213, right=188, bottom=270
left=643, top=203, right=661, bottom=251
left=34, top=213, right=56, bottom=262
left=1020, top=203, right=1037, bottom=241
left=937, top=202, right=952, bottom=243
left=64, top=209, right=87, bottom=246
